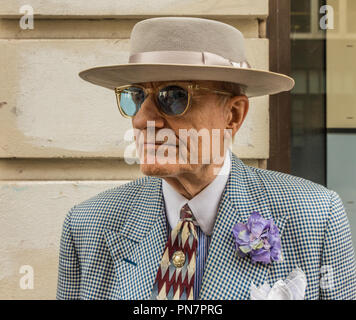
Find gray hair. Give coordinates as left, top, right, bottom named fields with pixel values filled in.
left=216, top=82, right=247, bottom=144
left=217, top=82, right=247, bottom=106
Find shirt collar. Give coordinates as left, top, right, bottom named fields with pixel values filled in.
left=162, top=149, right=231, bottom=236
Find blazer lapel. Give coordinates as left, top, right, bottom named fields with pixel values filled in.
left=103, top=153, right=289, bottom=300
left=199, top=153, right=289, bottom=300
left=104, top=177, right=167, bottom=299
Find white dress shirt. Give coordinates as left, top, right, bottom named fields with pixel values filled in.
left=162, top=149, right=231, bottom=236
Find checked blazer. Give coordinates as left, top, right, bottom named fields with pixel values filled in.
left=56, top=152, right=356, bottom=300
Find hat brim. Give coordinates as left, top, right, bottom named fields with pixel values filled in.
left=78, top=63, right=294, bottom=98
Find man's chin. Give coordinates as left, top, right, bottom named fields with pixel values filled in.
left=139, top=161, right=192, bottom=177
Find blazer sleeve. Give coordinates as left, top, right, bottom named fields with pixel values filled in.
left=320, top=190, right=356, bottom=300
left=56, top=207, right=81, bottom=300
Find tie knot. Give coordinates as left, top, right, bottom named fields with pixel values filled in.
left=180, top=203, right=194, bottom=221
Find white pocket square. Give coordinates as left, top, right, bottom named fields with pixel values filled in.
left=250, top=268, right=307, bottom=300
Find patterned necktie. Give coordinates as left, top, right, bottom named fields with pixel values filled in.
left=150, top=203, right=198, bottom=300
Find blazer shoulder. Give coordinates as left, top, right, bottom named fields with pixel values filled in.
left=246, top=165, right=336, bottom=218
left=67, top=175, right=160, bottom=227
left=249, top=165, right=331, bottom=196
left=245, top=166, right=341, bottom=227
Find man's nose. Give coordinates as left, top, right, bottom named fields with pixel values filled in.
left=131, top=94, right=165, bottom=130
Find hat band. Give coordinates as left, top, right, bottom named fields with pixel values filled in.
left=129, top=50, right=251, bottom=69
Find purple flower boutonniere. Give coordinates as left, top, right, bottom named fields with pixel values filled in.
left=232, top=211, right=281, bottom=264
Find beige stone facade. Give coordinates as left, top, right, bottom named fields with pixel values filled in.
left=0, top=0, right=269, bottom=299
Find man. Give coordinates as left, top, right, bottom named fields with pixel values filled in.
left=56, top=17, right=356, bottom=300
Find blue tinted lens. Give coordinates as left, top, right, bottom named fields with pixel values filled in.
left=157, top=86, right=188, bottom=116
left=119, top=87, right=145, bottom=116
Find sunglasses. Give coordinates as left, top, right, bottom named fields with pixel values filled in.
left=114, top=82, right=233, bottom=118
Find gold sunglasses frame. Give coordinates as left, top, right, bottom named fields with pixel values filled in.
left=114, top=82, right=233, bottom=119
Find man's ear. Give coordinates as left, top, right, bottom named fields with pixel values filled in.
left=225, top=95, right=249, bottom=137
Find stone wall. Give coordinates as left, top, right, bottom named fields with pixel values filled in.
left=0, top=0, right=270, bottom=299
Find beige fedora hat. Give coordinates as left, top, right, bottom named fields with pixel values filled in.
left=79, top=17, right=294, bottom=97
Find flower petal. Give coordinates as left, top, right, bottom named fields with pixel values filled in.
left=232, top=223, right=250, bottom=246
left=236, top=249, right=247, bottom=258
left=251, top=248, right=271, bottom=264
left=267, top=222, right=281, bottom=246
left=239, top=245, right=252, bottom=254
left=247, top=212, right=270, bottom=238
left=251, top=239, right=264, bottom=250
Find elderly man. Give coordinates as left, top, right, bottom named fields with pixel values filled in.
left=56, top=17, right=356, bottom=300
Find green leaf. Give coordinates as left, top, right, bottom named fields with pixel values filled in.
left=239, top=245, right=251, bottom=254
